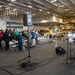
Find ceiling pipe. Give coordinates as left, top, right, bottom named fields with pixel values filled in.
left=0, top=0, right=41, bottom=16
left=0, top=0, right=38, bottom=14
left=34, top=0, right=65, bottom=17
left=6, top=0, right=48, bottom=15
left=0, top=1, right=26, bottom=13
left=0, top=0, right=65, bottom=17
left=70, top=0, right=75, bottom=5
left=20, top=0, right=34, bottom=2
left=7, top=0, right=38, bottom=11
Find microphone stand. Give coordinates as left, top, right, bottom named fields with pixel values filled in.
left=70, top=42, right=72, bottom=61
left=66, top=37, right=69, bottom=64
left=63, top=34, right=74, bottom=64
left=18, top=25, right=39, bottom=71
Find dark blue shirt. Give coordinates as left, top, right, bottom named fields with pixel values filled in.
left=31, top=32, right=35, bottom=39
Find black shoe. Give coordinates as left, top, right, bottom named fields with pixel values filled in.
left=5, top=49, right=9, bottom=51
left=19, top=49, right=23, bottom=51
left=32, top=45, right=36, bottom=47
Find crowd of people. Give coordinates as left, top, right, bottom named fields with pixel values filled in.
left=0, top=28, right=40, bottom=51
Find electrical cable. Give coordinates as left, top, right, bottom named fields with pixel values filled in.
left=0, top=40, right=73, bottom=74
left=0, top=68, right=27, bottom=75
left=0, top=69, right=13, bottom=75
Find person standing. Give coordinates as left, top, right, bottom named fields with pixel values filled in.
left=0, top=30, right=3, bottom=49
left=31, top=29, right=36, bottom=47
left=9, top=29, right=13, bottom=41
left=15, top=29, right=20, bottom=40
left=4, top=29, right=10, bottom=50
left=49, top=29, right=53, bottom=42
left=17, top=32, right=23, bottom=50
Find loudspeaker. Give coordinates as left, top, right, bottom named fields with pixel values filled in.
left=55, top=46, right=65, bottom=55
left=23, top=14, right=32, bottom=26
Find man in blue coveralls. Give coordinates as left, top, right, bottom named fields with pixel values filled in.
left=17, top=32, right=23, bottom=50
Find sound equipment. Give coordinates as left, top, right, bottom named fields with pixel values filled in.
left=55, top=46, right=65, bottom=55
left=23, top=14, right=32, bottom=26
left=18, top=13, right=39, bottom=70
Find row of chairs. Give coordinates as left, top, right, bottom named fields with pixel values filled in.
left=38, top=36, right=50, bottom=44
left=1, top=40, right=27, bottom=52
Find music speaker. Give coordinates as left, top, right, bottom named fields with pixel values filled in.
left=55, top=46, right=65, bottom=55
left=23, top=14, right=32, bottom=26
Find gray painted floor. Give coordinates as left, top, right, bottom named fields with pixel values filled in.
left=0, top=41, right=75, bottom=75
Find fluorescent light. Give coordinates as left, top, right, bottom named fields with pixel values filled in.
left=39, top=9, right=42, bottom=11
left=65, top=9, right=69, bottom=11
left=53, top=16, right=56, bottom=22
left=26, top=12, right=30, bottom=14
left=50, top=0, right=57, bottom=3
left=59, top=5, right=64, bottom=7
left=0, top=6, right=2, bottom=8
left=11, top=0, right=16, bottom=2
left=70, top=12, right=74, bottom=13
left=47, top=12, right=50, bottom=14
left=28, top=5, right=32, bottom=8
left=6, top=7, right=9, bottom=9
left=41, top=20, right=48, bottom=23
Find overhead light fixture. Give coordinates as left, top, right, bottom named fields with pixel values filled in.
left=50, top=0, right=57, bottom=3
left=39, top=9, right=42, bottom=11
left=53, top=16, right=56, bottom=22
left=59, top=5, right=64, bottom=7
left=26, top=12, right=30, bottom=14
left=11, top=0, right=16, bottom=2
left=28, top=5, right=32, bottom=8
left=41, top=20, right=48, bottom=23
left=47, top=12, right=50, bottom=14
left=65, top=9, right=69, bottom=11
left=6, top=7, right=9, bottom=9
left=70, top=12, right=74, bottom=13
left=0, top=6, right=2, bottom=8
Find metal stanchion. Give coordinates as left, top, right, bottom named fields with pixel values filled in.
left=18, top=25, right=40, bottom=71
left=70, top=43, right=72, bottom=61
left=55, top=35, right=58, bottom=47
left=66, top=38, right=69, bottom=63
